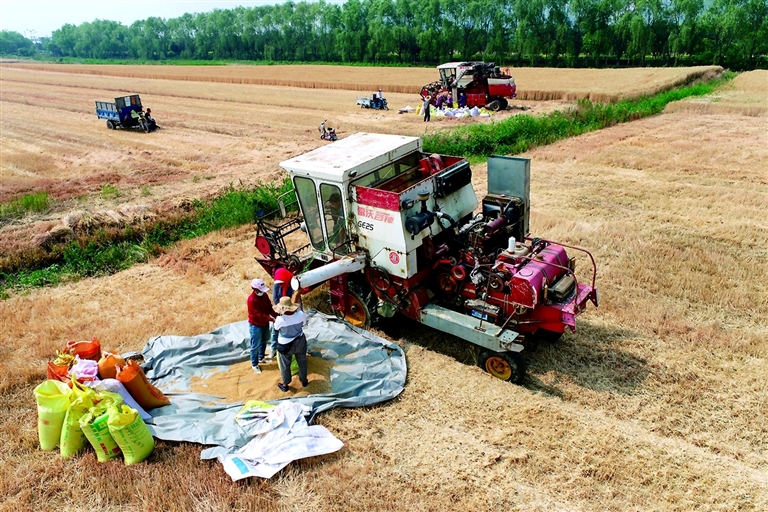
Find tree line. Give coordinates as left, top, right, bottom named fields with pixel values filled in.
left=3, top=0, right=767, bottom=69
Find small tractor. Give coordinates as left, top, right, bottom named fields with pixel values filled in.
left=421, top=62, right=517, bottom=112
left=254, top=133, right=597, bottom=383
left=356, top=93, right=389, bottom=110
left=95, top=94, right=152, bottom=132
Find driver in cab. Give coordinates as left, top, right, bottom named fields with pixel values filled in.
left=325, top=193, right=347, bottom=252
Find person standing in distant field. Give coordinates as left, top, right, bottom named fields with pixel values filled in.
left=268, top=267, right=295, bottom=360
left=423, top=96, right=431, bottom=122
left=273, top=295, right=309, bottom=392
left=247, top=278, right=274, bottom=373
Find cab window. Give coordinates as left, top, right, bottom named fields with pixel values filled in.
left=320, top=183, right=348, bottom=254
left=293, top=177, right=325, bottom=251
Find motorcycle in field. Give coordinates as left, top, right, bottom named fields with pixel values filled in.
left=319, top=120, right=338, bottom=141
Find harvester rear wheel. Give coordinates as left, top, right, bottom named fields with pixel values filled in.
left=106, top=120, right=115, bottom=130
left=333, top=290, right=371, bottom=328
left=478, top=350, right=526, bottom=383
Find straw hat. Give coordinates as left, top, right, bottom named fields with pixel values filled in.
left=273, top=296, right=299, bottom=314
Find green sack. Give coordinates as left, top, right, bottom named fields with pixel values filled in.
left=107, top=405, right=155, bottom=465
left=60, top=379, right=100, bottom=459
left=60, top=396, right=92, bottom=458
left=80, top=409, right=121, bottom=462
left=95, top=389, right=124, bottom=409
left=277, top=355, right=300, bottom=376
left=34, top=380, right=73, bottom=451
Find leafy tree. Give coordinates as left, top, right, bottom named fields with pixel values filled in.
left=0, top=30, right=35, bottom=56
left=667, top=0, right=704, bottom=65
left=26, top=0, right=768, bottom=69
left=167, top=13, right=198, bottom=59
left=338, top=0, right=368, bottom=62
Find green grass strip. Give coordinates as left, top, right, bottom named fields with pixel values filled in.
left=0, top=179, right=294, bottom=297
left=423, top=73, right=735, bottom=158
left=0, top=192, right=50, bottom=223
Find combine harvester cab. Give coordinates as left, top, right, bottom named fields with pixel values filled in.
left=255, top=133, right=597, bottom=383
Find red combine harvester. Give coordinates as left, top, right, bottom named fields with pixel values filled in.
left=254, top=133, right=597, bottom=382
left=421, top=62, right=517, bottom=111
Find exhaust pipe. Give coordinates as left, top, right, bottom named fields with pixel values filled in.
left=291, top=252, right=367, bottom=290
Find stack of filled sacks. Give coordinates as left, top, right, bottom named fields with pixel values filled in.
left=434, top=105, right=492, bottom=118
left=35, top=337, right=171, bottom=464
left=416, top=103, right=493, bottom=118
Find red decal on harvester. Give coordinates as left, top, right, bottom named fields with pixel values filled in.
left=358, top=206, right=394, bottom=224
left=389, top=252, right=400, bottom=264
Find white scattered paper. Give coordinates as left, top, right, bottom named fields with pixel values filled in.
left=219, top=401, right=344, bottom=480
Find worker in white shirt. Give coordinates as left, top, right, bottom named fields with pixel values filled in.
left=272, top=295, right=308, bottom=392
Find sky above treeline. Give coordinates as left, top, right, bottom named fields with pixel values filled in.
left=1, top=0, right=343, bottom=38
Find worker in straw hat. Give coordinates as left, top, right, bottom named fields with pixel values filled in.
left=272, top=294, right=308, bottom=392
left=267, top=267, right=294, bottom=361
left=247, top=278, right=274, bottom=374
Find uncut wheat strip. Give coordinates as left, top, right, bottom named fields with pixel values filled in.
left=732, top=69, right=768, bottom=91
left=3, top=63, right=723, bottom=101
left=2, top=63, right=436, bottom=94
left=665, top=102, right=768, bottom=117
left=0, top=67, right=423, bottom=110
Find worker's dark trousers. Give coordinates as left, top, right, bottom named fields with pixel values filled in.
left=277, top=334, right=308, bottom=386
left=423, top=107, right=430, bottom=122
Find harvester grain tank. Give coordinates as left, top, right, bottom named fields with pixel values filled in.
left=254, top=133, right=597, bottom=382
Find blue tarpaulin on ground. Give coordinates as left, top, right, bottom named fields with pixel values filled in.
left=140, top=310, right=406, bottom=459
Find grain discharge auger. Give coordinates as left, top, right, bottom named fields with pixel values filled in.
left=254, top=133, right=598, bottom=383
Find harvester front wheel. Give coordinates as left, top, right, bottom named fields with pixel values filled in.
left=487, top=100, right=502, bottom=112
left=333, top=289, right=371, bottom=328
left=478, top=350, right=526, bottom=383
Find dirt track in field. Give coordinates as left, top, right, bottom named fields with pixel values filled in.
left=0, top=66, right=766, bottom=511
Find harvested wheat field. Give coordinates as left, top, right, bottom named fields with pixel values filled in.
left=1, top=66, right=767, bottom=511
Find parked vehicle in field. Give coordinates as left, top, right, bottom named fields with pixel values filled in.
left=319, top=119, right=338, bottom=141
left=356, top=92, right=389, bottom=110
left=421, top=62, right=517, bottom=111
left=95, top=94, right=154, bottom=132
left=254, top=133, right=598, bottom=383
